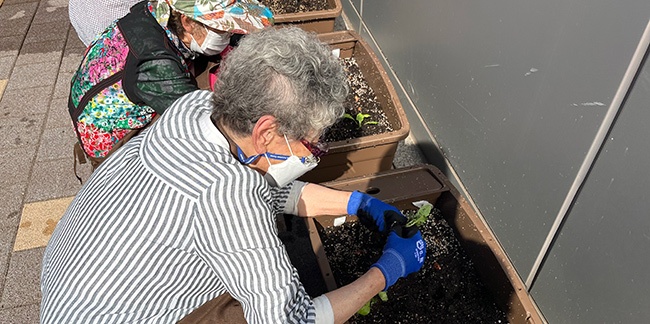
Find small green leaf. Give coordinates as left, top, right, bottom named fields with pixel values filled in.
left=378, top=291, right=388, bottom=302
left=343, top=113, right=355, bottom=121
left=357, top=113, right=370, bottom=123
left=406, top=203, right=433, bottom=227
left=364, top=121, right=378, bottom=126
left=357, top=301, right=372, bottom=316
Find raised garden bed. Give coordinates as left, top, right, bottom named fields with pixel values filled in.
left=262, top=0, right=328, bottom=14
left=298, top=30, right=410, bottom=183
left=306, top=165, right=544, bottom=323
left=261, top=0, right=342, bottom=33
left=322, top=57, right=393, bottom=143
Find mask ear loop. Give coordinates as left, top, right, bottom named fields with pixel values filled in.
left=283, top=135, right=295, bottom=156
left=264, top=135, right=293, bottom=166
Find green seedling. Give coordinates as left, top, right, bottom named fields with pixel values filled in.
left=357, top=301, right=372, bottom=316
left=343, top=113, right=378, bottom=128
left=406, top=203, right=433, bottom=227
left=357, top=292, right=389, bottom=316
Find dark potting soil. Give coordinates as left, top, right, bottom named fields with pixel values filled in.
left=259, top=0, right=328, bottom=15
left=321, top=58, right=393, bottom=143
left=318, top=208, right=509, bottom=323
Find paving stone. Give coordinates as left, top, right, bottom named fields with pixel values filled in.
left=45, top=97, right=71, bottom=129
left=0, top=116, right=45, bottom=150
left=0, top=183, right=26, bottom=229
left=51, top=72, right=72, bottom=99
left=26, top=158, right=84, bottom=202
left=6, top=61, right=58, bottom=91
left=0, top=2, right=38, bottom=38
left=0, top=303, right=40, bottom=324
left=0, top=80, right=7, bottom=100
left=15, top=49, right=63, bottom=67
left=40, top=0, right=68, bottom=12
left=59, top=53, right=83, bottom=74
left=0, top=147, right=36, bottom=185
left=23, top=20, right=69, bottom=44
left=36, top=126, right=75, bottom=161
left=2, top=0, right=39, bottom=4
left=64, top=45, right=86, bottom=58
left=0, top=85, right=52, bottom=118
left=19, top=38, right=64, bottom=55
left=64, top=28, right=86, bottom=54
left=0, top=225, right=18, bottom=295
left=0, top=56, right=16, bottom=79
left=0, top=36, right=23, bottom=58
left=0, top=2, right=37, bottom=21
left=32, top=0, right=69, bottom=25
left=14, top=196, right=73, bottom=252
left=0, top=18, right=31, bottom=39
left=0, top=247, right=44, bottom=309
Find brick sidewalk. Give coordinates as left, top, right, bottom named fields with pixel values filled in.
left=0, top=0, right=92, bottom=321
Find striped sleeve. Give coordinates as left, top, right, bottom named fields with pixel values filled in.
left=271, top=180, right=307, bottom=216
left=194, top=167, right=316, bottom=323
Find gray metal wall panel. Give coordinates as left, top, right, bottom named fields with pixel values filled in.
left=341, top=0, right=361, bottom=31
left=360, top=0, right=650, bottom=278
left=531, top=55, right=650, bottom=323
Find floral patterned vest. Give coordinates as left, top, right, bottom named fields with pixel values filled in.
left=68, top=1, right=190, bottom=159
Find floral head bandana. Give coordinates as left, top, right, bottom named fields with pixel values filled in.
left=155, top=0, right=273, bottom=34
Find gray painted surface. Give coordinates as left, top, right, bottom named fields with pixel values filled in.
left=531, top=56, right=650, bottom=323
left=340, top=0, right=361, bottom=31
left=357, top=0, right=650, bottom=281
left=349, top=0, right=361, bottom=11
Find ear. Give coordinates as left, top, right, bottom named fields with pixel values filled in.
left=180, top=14, right=196, bottom=34
left=251, top=115, right=279, bottom=153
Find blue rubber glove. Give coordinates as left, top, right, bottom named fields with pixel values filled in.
left=371, top=226, right=427, bottom=291
left=347, top=191, right=407, bottom=233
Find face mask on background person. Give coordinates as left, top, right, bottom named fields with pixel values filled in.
left=236, top=136, right=319, bottom=188
left=190, top=26, right=231, bottom=56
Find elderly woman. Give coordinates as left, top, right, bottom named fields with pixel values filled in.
left=69, top=0, right=273, bottom=168
left=41, top=27, right=426, bottom=323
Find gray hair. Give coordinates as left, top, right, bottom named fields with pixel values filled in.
left=211, top=27, right=348, bottom=140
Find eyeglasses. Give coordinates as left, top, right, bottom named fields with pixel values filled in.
left=301, top=139, right=330, bottom=158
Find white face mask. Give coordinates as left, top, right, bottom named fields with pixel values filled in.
left=263, top=136, right=319, bottom=188
left=264, top=154, right=318, bottom=188
left=189, top=26, right=230, bottom=56
left=235, top=136, right=318, bottom=188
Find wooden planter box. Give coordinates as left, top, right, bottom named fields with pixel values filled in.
left=306, top=165, right=544, bottom=323
left=271, top=0, right=342, bottom=33
left=299, top=31, right=410, bottom=183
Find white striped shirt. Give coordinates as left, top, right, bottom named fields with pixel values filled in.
left=40, top=90, right=324, bottom=323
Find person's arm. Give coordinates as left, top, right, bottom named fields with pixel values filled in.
left=135, top=58, right=198, bottom=114
left=297, top=183, right=407, bottom=235
left=296, top=183, right=352, bottom=216
left=324, top=267, right=385, bottom=323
